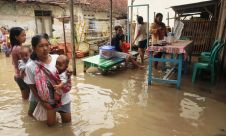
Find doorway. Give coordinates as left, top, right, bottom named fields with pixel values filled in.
left=34, top=10, right=53, bottom=37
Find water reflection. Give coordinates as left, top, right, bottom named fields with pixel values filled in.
left=1, top=53, right=226, bottom=136
left=180, top=92, right=205, bottom=120
left=74, top=83, right=117, bottom=135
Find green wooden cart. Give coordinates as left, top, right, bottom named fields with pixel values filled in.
left=82, top=51, right=139, bottom=73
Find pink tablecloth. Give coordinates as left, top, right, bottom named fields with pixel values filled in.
left=147, top=40, right=193, bottom=54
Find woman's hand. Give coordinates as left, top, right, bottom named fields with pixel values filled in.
left=40, top=101, right=54, bottom=110
left=54, top=83, right=63, bottom=91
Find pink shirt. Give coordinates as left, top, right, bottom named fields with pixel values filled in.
left=11, top=46, right=21, bottom=77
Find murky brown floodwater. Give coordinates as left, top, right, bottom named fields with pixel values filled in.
left=1, top=52, right=226, bottom=136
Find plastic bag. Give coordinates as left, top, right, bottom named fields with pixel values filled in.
left=33, top=102, right=47, bottom=121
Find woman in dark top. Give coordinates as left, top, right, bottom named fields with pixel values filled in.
left=111, top=26, right=124, bottom=52
left=111, top=26, right=144, bottom=68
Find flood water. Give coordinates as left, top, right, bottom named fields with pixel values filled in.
left=1, top=52, right=226, bottom=136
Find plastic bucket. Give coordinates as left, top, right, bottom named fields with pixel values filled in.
left=99, top=45, right=115, bottom=59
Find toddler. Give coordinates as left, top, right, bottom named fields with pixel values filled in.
left=54, top=54, right=71, bottom=107
left=18, top=46, right=31, bottom=78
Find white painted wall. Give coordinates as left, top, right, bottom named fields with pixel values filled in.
left=0, top=1, right=122, bottom=44
left=0, top=1, right=64, bottom=44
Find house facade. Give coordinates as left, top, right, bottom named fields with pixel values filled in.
left=0, top=0, right=127, bottom=44
left=0, top=0, right=64, bottom=44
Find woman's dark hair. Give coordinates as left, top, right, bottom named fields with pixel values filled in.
left=155, top=13, right=163, bottom=18
left=9, top=27, right=24, bottom=48
left=114, top=25, right=122, bottom=31
left=155, top=13, right=163, bottom=23
left=155, top=13, right=165, bottom=27
left=43, top=33, right=49, bottom=40
left=137, top=16, right=144, bottom=24
left=30, top=34, right=46, bottom=60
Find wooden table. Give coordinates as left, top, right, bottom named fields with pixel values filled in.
left=147, top=40, right=193, bottom=89
left=82, top=51, right=139, bottom=73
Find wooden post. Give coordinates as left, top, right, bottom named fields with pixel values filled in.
left=62, top=18, right=68, bottom=54
left=69, top=0, right=76, bottom=75
left=110, top=0, right=112, bottom=43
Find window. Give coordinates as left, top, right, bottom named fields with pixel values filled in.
left=34, top=10, right=53, bottom=37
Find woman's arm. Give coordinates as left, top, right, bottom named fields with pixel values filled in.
left=133, top=25, right=141, bottom=43
left=150, top=23, right=158, bottom=34
left=29, top=84, right=52, bottom=109
left=28, top=84, right=42, bottom=101
left=12, top=46, right=21, bottom=70
left=133, top=31, right=141, bottom=43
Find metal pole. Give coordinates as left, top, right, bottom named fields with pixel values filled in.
left=167, top=12, right=169, bottom=26
left=147, top=5, right=149, bottom=48
left=110, top=0, right=112, bottom=44
left=70, top=0, right=76, bottom=75
left=127, top=5, right=130, bottom=46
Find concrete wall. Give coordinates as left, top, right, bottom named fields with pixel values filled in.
left=0, top=1, right=121, bottom=44
left=0, top=1, right=64, bottom=44
left=83, top=11, right=110, bottom=34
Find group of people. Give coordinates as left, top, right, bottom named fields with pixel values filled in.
left=7, top=27, right=72, bottom=126
left=0, top=12, right=167, bottom=127
left=0, top=27, right=11, bottom=57
left=111, top=13, right=167, bottom=69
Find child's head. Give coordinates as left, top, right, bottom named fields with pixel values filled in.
left=0, top=27, right=7, bottom=34
left=9, top=27, right=26, bottom=48
left=114, top=25, right=123, bottom=35
left=19, top=46, right=32, bottom=63
left=56, top=55, right=69, bottom=73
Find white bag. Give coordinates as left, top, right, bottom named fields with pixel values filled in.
left=33, top=102, right=47, bottom=121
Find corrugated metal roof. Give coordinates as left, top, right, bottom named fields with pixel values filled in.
left=171, top=0, right=219, bottom=14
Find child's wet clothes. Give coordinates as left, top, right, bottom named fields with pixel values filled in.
left=18, top=59, right=31, bottom=71
left=24, top=55, right=71, bottom=112
left=54, top=71, right=71, bottom=108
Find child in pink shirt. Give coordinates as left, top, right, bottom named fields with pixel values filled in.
left=10, top=27, right=30, bottom=100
